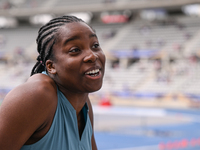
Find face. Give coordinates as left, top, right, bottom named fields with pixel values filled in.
left=49, top=22, right=106, bottom=93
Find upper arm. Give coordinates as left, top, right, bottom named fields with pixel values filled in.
left=87, top=98, right=98, bottom=150
left=0, top=79, right=56, bottom=150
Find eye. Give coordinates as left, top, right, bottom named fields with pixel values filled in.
left=93, top=43, right=100, bottom=49
left=69, top=48, right=80, bottom=53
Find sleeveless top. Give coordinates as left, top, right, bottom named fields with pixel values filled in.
left=20, top=73, right=93, bottom=150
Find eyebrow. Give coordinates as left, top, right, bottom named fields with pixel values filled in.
left=63, top=35, right=80, bottom=46
left=89, top=33, right=97, bottom=38
left=63, top=33, right=98, bottom=46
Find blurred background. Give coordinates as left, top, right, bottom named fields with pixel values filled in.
left=0, top=0, right=200, bottom=149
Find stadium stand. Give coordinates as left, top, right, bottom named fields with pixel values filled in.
left=1, top=1, right=200, bottom=150
left=0, top=0, right=200, bottom=109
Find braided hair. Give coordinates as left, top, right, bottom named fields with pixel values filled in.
left=30, top=15, right=84, bottom=76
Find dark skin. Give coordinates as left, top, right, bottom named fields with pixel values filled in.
left=0, top=22, right=105, bottom=150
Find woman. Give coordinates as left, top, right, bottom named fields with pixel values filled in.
left=0, top=15, right=105, bottom=150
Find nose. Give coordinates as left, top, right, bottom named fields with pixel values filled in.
left=83, top=50, right=98, bottom=63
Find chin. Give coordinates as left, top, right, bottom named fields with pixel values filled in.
left=86, top=84, right=103, bottom=93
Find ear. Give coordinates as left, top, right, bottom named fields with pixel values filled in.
left=46, top=60, right=56, bottom=74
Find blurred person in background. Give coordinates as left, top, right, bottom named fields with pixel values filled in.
left=0, top=15, right=106, bottom=150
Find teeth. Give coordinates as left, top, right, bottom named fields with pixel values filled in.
left=85, top=69, right=99, bottom=75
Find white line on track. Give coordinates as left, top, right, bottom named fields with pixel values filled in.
left=93, top=106, right=167, bottom=117
left=108, top=144, right=158, bottom=150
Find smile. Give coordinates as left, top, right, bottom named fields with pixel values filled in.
left=85, top=69, right=100, bottom=76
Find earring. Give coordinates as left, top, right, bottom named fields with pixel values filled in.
left=51, top=69, right=56, bottom=74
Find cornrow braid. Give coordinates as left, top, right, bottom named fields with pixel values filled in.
left=30, top=15, right=84, bottom=76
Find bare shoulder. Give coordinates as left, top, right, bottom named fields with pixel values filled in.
left=3, top=73, right=57, bottom=107
left=27, top=73, right=57, bottom=92
left=1, top=73, right=58, bottom=124
left=0, top=73, right=57, bottom=149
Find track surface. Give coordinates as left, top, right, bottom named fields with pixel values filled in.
left=93, top=106, right=200, bottom=150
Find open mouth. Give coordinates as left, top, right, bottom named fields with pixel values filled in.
left=85, top=69, right=100, bottom=77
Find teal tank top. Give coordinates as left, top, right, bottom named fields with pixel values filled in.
left=20, top=73, right=93, bottom=150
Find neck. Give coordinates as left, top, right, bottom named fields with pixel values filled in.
left=58, top=85, right=89, bottom=114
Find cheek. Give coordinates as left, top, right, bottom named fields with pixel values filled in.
left=99, top=51, right=106, bottom=65
left=63, top=58, right=81, bottom=72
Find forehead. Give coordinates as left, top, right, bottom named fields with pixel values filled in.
left=57, top=22, right=95, bottom=39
